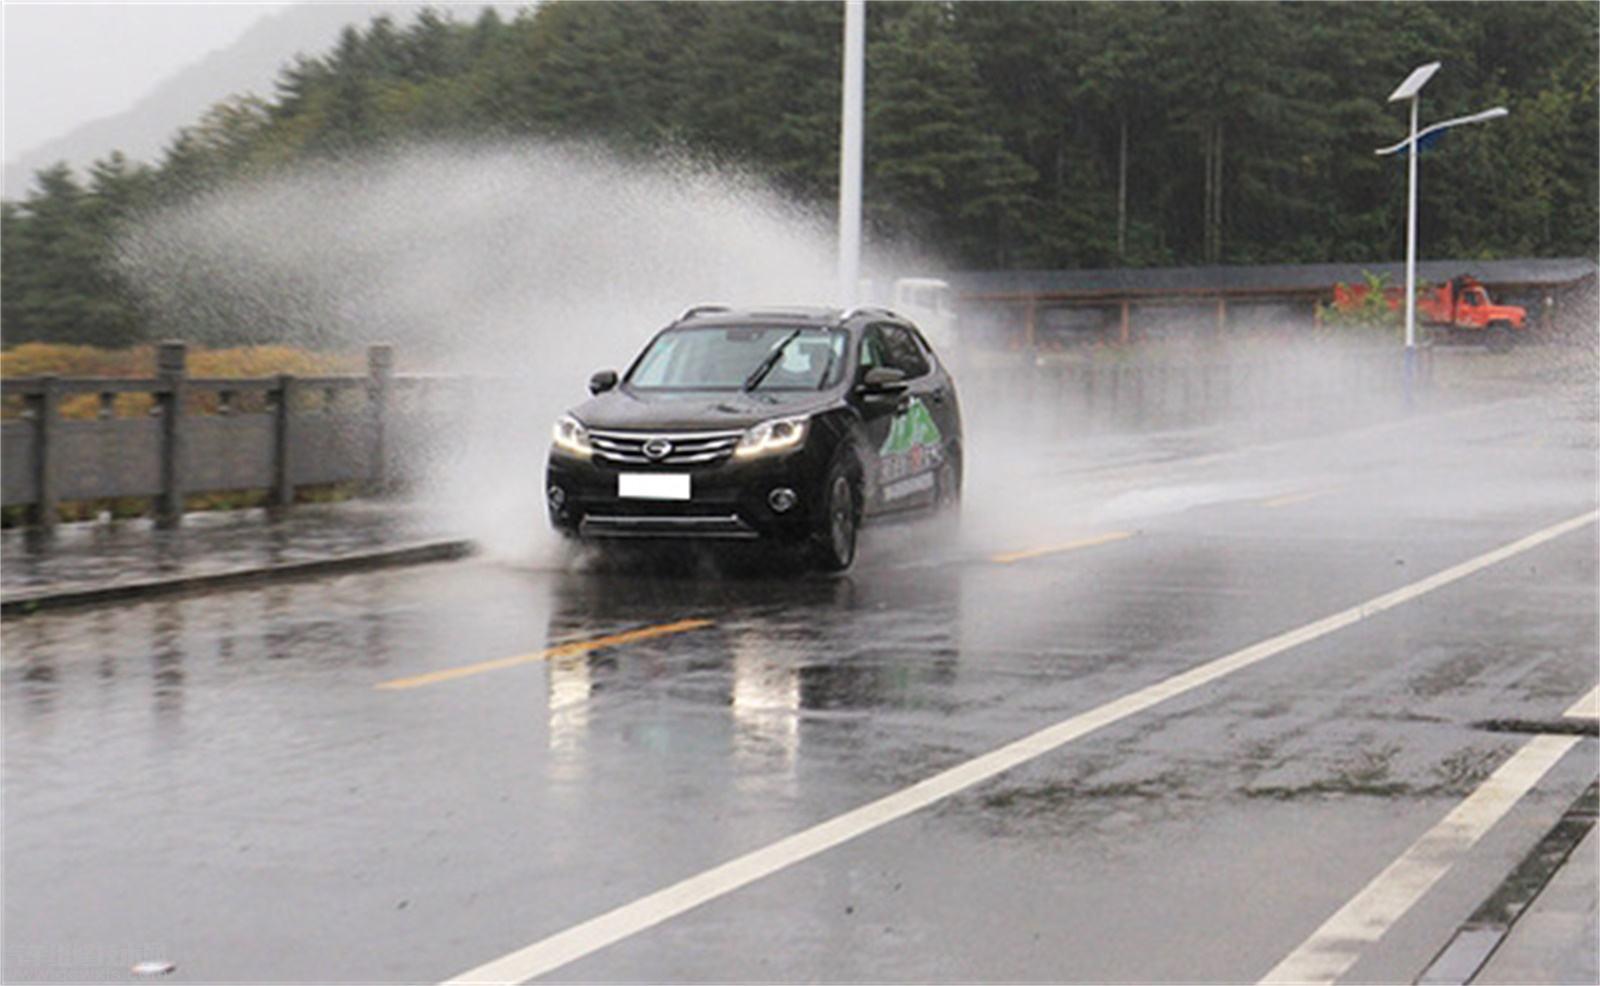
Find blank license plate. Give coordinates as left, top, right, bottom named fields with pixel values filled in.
left=618, top=473, right=690, bottom=500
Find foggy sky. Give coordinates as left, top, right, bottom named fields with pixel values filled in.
left=2, top=2, right=284, bottom=166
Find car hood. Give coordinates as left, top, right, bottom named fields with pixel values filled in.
left=571, top=388, right=836, bottom=432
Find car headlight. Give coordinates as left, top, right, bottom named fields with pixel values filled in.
left=551, top=413, right=592, bottom=458
left=735, top=415, right=809, bottom=458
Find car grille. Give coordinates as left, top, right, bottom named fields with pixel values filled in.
left=587, top=428, right=745, bottom=466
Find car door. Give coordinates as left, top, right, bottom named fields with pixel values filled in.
left=860, top=322, right=942, bottom=514
left=909, top=325, right=961, bottom=475
left=850, top=326, right=900, bottom=516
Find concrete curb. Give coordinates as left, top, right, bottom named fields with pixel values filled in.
left=0, top=538, right=476, bottom=618
left=1417, top=778, right=1599, bottom=985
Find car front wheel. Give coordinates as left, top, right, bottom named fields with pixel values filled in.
left=813, top=459, right=859, bottom=572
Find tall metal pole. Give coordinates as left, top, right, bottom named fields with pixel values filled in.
left=1408, top=92, right=1420, bottom=352
left=1401, top=93, right=1427, bottom=404
left=1380, top=64, right=1504, bottom=409
left=838, top=0, right=865, bottom=306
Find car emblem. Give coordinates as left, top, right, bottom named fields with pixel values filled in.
left=642, top=439, right=673, bottom=460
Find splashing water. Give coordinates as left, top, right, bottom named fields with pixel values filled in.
left=118, top=143, right=866, bottom=562
left=116, top=141, right=1595, bottom=570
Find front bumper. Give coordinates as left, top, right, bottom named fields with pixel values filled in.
left=576, top=512, right=760, bottom=540
left=546, top=447, right=826, bottom=542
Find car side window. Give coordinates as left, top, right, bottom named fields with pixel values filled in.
left=908, top=326, right=940, bottom=368
left=859, top=331, right=884, bottom=369
left=873, top=324, right=930, bottom=378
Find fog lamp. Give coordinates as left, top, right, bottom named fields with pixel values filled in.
left=768, top=487, right=798, bottom=513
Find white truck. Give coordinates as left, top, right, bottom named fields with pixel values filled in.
left=876, top=277, right=959, bottom=352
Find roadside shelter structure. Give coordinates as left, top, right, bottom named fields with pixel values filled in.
left=946, top=257, right=1597, bottom=351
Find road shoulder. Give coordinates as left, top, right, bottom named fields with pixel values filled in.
left=1475, top=822, right=1600, bottom=985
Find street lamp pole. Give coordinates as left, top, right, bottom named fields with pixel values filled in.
left=838, top=0, right=865, bottom=306
left=1404, top=91, right=1420, bottom=360
left=1384, top=61, right=1439, bottom=407
left=1377, top=61, right=1507, bottom=408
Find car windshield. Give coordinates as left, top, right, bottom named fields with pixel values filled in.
left=628, top=326, right=850, bottom=391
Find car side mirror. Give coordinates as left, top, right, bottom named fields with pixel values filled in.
left=589, top=369, right=618, bottom=395
left=859, top=366, right=908, bottom=393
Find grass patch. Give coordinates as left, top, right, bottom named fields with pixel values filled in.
left=1, top=343, right=363, bottom=420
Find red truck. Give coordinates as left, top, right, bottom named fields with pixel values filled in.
left=1333, top=275, right=1528, bottom=351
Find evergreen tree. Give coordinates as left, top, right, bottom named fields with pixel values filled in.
left=675, top=2, right=842, bottom=199
left=867, top=4, right=1035, bottom=265
left=3, top=164, right=145, bottom=345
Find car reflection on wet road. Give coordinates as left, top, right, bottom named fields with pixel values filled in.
left=3, top=396, right=1596, bottom=984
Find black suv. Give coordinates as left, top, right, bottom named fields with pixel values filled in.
left=546, top=305, right=963, bottom=570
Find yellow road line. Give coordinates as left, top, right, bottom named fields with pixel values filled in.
left=989, top=530, right=1134, bottom=565
left=1263, top=487, right=1338, bottom=509
left=376, top=618, right=714, bottom=691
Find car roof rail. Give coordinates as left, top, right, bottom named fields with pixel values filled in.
left=838, top=305, right=900, bottom=323
left=675, top=303, right=732, bottom=322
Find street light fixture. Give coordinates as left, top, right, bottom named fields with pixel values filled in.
left=1374, top=106, right=1509, bottom=157
left=1375, top=61, right=1508, bottom=405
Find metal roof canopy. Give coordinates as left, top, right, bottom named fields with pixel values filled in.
left=1389, top=62, right=1441, bottom=102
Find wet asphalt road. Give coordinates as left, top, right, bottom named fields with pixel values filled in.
left=4, top=395, right=1597, bottom=984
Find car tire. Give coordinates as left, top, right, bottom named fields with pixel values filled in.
left=1487, top=322, right=1515, bottom=354
left=813, top=455, right=860, bottom=572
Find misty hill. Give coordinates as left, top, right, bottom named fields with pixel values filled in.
left=3, top=2, right=519, bottom=199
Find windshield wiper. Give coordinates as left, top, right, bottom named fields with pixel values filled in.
left=742, top=329, right=803, bottom=391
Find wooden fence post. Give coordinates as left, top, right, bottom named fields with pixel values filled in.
left=272, top=374, right=296, bottom=509
left=31, top=376, right=60, bottom=531
left=366, top=344, right=394, bottom=496
left=155, top=341, right=187, bottom=529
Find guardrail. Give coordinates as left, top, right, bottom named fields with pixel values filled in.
left=1, top=342, right=469, bottom=532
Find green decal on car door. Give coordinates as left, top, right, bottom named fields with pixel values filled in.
left=878, top=397, right=944, bottom=495
left=879, top=398, right=942, bottom=455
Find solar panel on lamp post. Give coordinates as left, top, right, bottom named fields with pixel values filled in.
left=1375, top=61, right=1508, bottom=408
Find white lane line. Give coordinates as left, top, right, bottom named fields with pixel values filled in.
left=442, top=508, right=1598, bottom=985
left=1259, top=733, right=1581, bottom=985
left=1565, top=683, right=1599, bottom=720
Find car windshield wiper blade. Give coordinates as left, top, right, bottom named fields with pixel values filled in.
left=742, top=329, right=803, bottom=391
